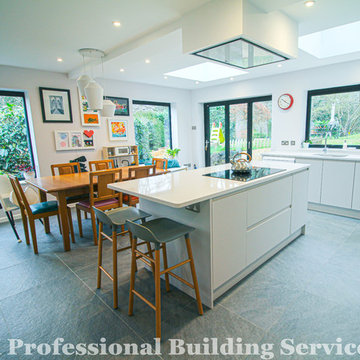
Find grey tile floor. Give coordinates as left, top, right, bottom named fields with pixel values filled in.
left=0, top=210, right=359, bottom=359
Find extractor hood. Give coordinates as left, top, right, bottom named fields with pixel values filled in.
left=193, top=37, right=288, bottom=69
left=182, top=0, right=298, bottom=69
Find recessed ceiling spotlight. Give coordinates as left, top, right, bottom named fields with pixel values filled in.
left=112, top=21, right=121, bottom=27
left=57, top=58, right=63, bottom=62
left=304, top=0, right=315, bottom=7
left=145, top=59, right=150, bottom=64
left=164, top=76, right=168, bottom=79
left=195, top=81, right=200, bottom=85
left=230, top=77, right=234, bottom=81
left=277, top=63, right=283, bottom=68
left=120, top=68, right=125, bottom=72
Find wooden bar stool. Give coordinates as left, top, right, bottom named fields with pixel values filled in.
left=92, top=207, right=151, bottom=309
left=126, top=218, right=203, bottom=339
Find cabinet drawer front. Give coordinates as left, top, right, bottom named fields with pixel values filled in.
left=247, top=176, right=292, bottom=227
left=296, top=158, right=323, bottom=203
left=352, top=163, right=360, bottom=210
left=321, top=161, right=355, bottom=208
left=212, top=192, right=247, bottom=289
left=246, top=208, right=291, bottom=266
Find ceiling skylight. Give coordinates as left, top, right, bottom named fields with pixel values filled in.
left=299, top=21, right=360, bottom=58
left=165, top=62, right=247, bottom=82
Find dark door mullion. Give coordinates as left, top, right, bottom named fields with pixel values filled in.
left=247, top=102, right=253, bottom=156
left=224, top=104, right=230, bottom=163
left=204, top=104, right=210, bottom=166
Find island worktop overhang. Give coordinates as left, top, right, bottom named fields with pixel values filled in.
left=108, top=161, right=310, bottom=208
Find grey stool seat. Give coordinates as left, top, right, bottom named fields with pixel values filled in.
left=97, top=206, right=151, bottom=228
left=126, top=217, right=203, bottom=340
left=93, top=206, right=151, bottom=309
left=128, top=218, right=195, bottom=248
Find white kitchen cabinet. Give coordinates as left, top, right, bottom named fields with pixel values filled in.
left=352, top=163, right=360, bottom=210
left=321, top=161, right=355, bottom=208
left=247, top=176, right=292, bottom=227
left=296, top=158, right=323, bottom=203
left=291, top=170, right=309, bottom=233
left=246, top=208, right=291, bottom=266
left=211, top=192, right=247, bottom=289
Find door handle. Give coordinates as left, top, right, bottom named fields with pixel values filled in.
left=205, top=140, right=209, bottom=151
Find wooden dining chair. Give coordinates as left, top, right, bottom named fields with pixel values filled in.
left=51, top=162, right=80, bottom=176
left=9, top=175, right=75, bottom=254
left=123, top=165, right=156, bottom=207
left=152, top=158, right=168, bottom=170
left=89, top=159, right=115, bottom=171
left=76, top=168, right=123, bottom=244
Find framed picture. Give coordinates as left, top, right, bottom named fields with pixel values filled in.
left=55, top=131, right=70, bottom=150
left=70, top=131, right=83, bottom=149
left=79, top=90, right=100, bottom=126
left=108, top=118, right=128, bottom=141
left=54, top=130, right=95, bottom=150
left=83, top=129, right=95, bottom=148
left=40, top=87, right=73, bottom=123
left=104, top=96, right=129, bottom=116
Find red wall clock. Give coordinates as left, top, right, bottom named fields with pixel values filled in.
left=278, top=93, right=294, bottom=110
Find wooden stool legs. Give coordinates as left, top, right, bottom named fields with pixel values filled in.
left=112, top=229, right=118, bottom=309
left=185, top=235, right=203, bottom=315
left=129, top=234, right=203, bottom=340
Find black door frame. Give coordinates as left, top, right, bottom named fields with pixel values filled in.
left=0, top=90, right=36, bottom=176
left=204, top=95, right=272, bottom=166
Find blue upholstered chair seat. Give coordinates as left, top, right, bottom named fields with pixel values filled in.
left=30, top=201, right=58, bottom=215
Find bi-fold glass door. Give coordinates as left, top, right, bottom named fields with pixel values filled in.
left=204, top=96, right=272, bottom=166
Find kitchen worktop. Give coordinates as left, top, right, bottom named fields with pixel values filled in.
left=264, top=150, right=360, bottom=162
left=108, top=160, right=309, bottom=208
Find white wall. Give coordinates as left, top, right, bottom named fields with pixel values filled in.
left=190, top=59, right=360, bottom=167
left=0, top=65, right=192, bottom=176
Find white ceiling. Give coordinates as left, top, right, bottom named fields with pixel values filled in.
left=1, top=0, right=360, bottom=90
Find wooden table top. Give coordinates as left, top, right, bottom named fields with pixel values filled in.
left=26, top=166, right=167, bottom=193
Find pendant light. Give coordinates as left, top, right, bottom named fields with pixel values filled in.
left=78, top=48, right=105, bottom=111
left=99, top=55, right=116, bottom=117
left=77, top=52, right=91, bottom=96
left=84, top=80, right=104, bottom=110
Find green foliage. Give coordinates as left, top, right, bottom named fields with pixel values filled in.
left=133, top=104, right=171, bottom=161
left=0, top=96, right=32, bottom=176
left=167, top=148, right=180, bottom=158
left=310, top=92, right=360, bottom=145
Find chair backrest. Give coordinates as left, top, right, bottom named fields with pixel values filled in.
left=89, top=168, right=122, bottom=207
left=51, top=162, right=80, bottom=176
left=130, top=165, right=156, bottom=179
left=126, top=219, right=159, bottom=243
left=152, top=158, right=168, bottom=170
left=89, top=159, right=115, bottom=171
left=8, top=175, right=31, bottom=214
left=92, top=207, right=114, bottom=227
left=0, top=175, right=13, bottom=197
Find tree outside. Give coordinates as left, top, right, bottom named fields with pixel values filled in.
left=133, top=103, right=171, bottom=162
left=310, top=91, right=360, bottom=146
left=0, top=95, right=33, bottom=176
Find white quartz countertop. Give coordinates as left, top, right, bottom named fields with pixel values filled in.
left=264, top=150, right=360, bottom=162
left=108, top=161, right=309, bottom=208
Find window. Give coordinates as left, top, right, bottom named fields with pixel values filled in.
left=132, top=101, right=172, bottom=162
left=0, top=91, right=35, bottom=176
left=204, top=96, right=272, bottom=166
left=306, top=84, right=360, bottom=148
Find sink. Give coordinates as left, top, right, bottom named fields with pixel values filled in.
left=313, top=153, right=348, bottom=158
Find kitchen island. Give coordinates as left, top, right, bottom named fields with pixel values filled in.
left=109, top=161, right=309, bottom=308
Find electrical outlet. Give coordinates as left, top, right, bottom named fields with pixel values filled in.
left=281, top=140, right=289, bottom=145
left=192, top=126, right=196, bottom=130
left=291, top=140, right=296, bottom=146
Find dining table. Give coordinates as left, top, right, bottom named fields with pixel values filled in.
left=25, top=166, right=168, bottom=251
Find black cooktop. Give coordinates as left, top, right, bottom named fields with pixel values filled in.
left=203, top=167, right=285, bottom=182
